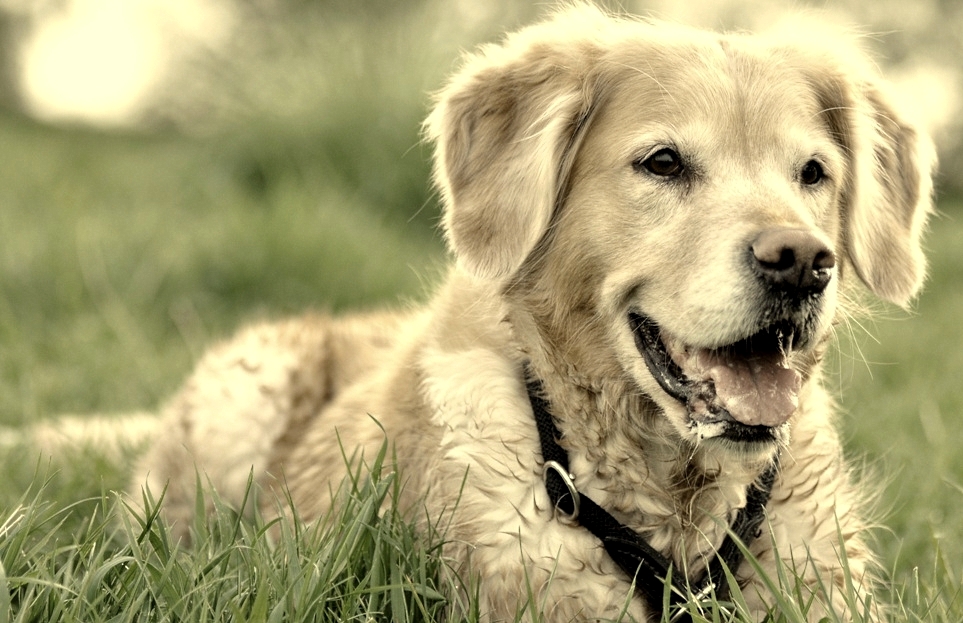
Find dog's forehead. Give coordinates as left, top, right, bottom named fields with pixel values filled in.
left=596, top=37, right=831, bottom=149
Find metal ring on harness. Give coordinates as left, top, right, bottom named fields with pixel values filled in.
left=543, top=460, right=581, bottom=524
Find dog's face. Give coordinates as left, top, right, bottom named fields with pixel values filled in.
left=559, top=48, right=847, bottom=449
left=427, top=8, right=934, bottom=458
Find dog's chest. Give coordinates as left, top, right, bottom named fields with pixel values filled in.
left=420, top=346, right=542, bottom=487
left=416, top=347, right=655, bottom=620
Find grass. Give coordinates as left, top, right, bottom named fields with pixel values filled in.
left=0, top=113, right=442, bottom=424
left=0, top=443, right=456, bottom=623
left=831, top=212, right=963, bottom=572
left=0, top=2, right=961, bottom=620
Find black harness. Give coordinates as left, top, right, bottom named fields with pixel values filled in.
left=525, top=373, right=778, bottom=622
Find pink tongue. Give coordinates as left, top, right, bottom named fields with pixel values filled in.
left=663, top=338, right=800, bottom=426
left=671, top=345, right=801, bottom=427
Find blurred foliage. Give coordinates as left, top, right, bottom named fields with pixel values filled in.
left=0, top=107, right=443, bottom=422
left=138, top=1, right=549, bottom=226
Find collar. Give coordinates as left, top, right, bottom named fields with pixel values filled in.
left=525, top=369, right=778, bottom=622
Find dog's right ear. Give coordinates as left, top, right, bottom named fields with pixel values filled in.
left=425, top=23, right=600, bottom=280
left=842, top=81, right=936, bottom=307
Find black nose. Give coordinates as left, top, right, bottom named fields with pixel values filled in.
left=751, top=228, right=836, bottom=293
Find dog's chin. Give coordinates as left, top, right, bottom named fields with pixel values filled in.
left=628, top=312, right=803, bottom=453
left=684, top=416, right=789, bottom=458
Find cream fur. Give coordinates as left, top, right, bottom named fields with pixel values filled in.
left=130, top=6, right=934, bottom=622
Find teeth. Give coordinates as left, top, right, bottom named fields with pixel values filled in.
left=775, top=327, right=793, bottom=361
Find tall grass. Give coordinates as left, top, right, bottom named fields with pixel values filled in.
left=0, top=442, right=458, bottom=623
left=1, top=444, right=961, bottom=622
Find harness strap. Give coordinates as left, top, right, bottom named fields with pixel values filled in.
left=525, top=372, right=778, bottom=622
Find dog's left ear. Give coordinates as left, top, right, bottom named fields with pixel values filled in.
left=808, top=58, right=936, bottom=307
left=425, top=33, right=597, bottom=279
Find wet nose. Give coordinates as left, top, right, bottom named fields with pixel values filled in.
left=751, top=228, right=836, bottom=294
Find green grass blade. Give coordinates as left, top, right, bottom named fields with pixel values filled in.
left=0, top=558, right=10, bottom=623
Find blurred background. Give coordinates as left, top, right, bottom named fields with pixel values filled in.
left=0, top=0, right=960, bottom=576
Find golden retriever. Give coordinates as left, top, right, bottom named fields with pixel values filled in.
left=131, top=5, right=935, bottom=621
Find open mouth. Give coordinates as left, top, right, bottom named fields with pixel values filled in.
left=629, top=312, right=803, bottom=443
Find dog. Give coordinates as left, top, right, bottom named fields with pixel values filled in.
left=130, top=5, right=935, bottom=621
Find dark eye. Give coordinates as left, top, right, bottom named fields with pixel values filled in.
left=800, top=160, right=824, bottom=185
left=635, top=148, right=685, bottom=178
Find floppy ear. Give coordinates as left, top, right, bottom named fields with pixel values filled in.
left=425, top=34, right=597, bottom=279
left=811, top=63, right=936, bottom=307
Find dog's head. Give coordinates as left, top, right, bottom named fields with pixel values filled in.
left=426, top=6, right=935, bottom=457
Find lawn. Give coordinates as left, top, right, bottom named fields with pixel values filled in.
left=0, top=4, right=961, bottom=619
